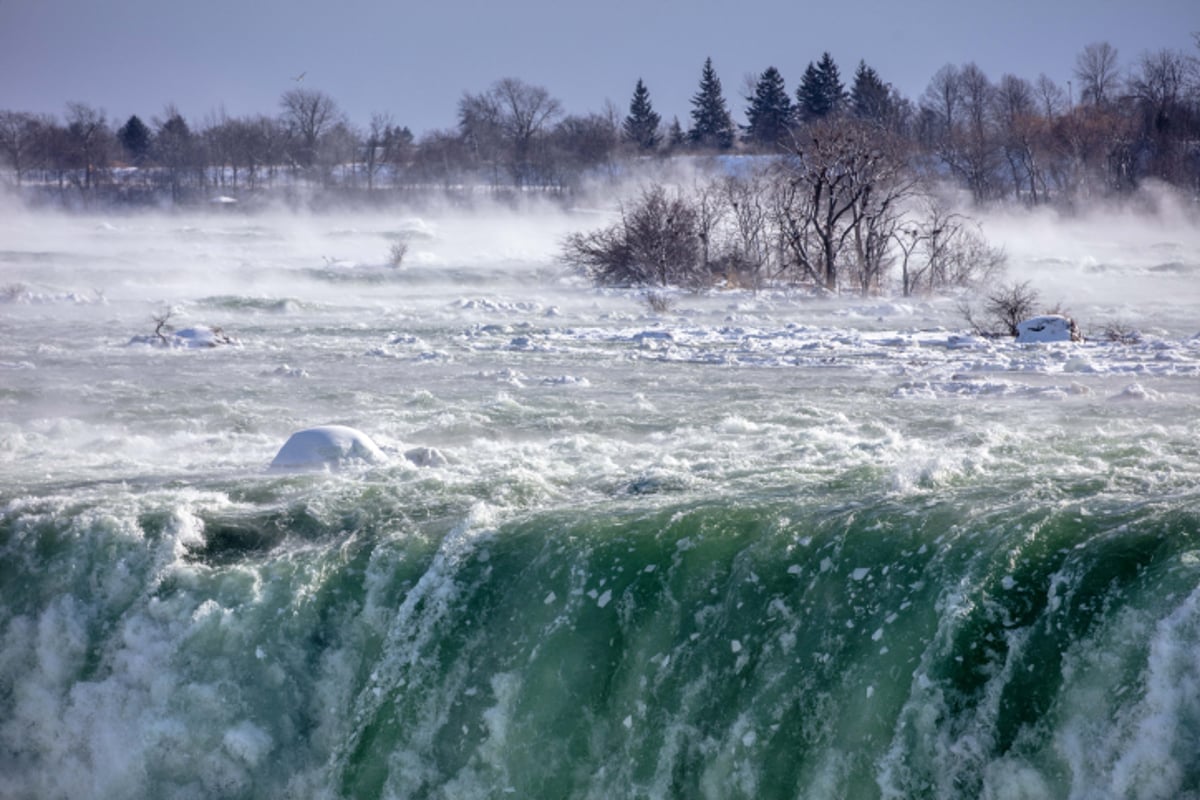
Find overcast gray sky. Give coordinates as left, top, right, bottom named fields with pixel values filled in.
left=1, top=0, right=1196, bottom=135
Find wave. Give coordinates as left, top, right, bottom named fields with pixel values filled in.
left=2, top=473, right=1198, bottom=798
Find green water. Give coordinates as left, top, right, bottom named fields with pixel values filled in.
left=3, top=473, right=1197, bottom=799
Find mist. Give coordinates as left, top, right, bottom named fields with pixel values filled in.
left=976, top=189, right=1200, bottom=337
left=3, top=181, right=1200, bottom=799
left=3, top=179, right=1198, bottom=338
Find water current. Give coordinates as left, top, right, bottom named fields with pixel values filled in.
left=1, top=202, right=1198, bottom=798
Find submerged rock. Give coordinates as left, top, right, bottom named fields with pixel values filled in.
left=270, top=425, right=387, bottom=471
left=1016, top=315, right=1081, bottom=344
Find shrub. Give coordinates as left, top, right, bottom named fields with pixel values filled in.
left=387, top=240, right=408, bottom=267
left=644, top=290, right=675, bottom=313
left=960, top=280, right=1040, bottom=337
left=562, top=183, right=703, bottom=288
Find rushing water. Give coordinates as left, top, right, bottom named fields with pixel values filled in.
left=1, top=202, right=1199, bottom=799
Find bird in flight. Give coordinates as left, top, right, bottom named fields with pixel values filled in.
left=292, top=71, right=306, bottom=82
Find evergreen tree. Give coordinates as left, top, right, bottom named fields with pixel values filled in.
left=667, top=117, right=686, bottom=149
left=688, top=57, right=735, bottom=149
left=622, top=78, right=661, bottom=150
left=744, top=66, right=793, bottom=148
left=797, top=52, right=846, bottom=122
left=117, top=114, right=151, bottom=165
left=850, top=60, right=892, bottom=123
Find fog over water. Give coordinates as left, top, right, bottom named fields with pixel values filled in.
left=1, top=196, right=1199, bottom=798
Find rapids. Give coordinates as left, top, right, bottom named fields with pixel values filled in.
left=1, top=203, right=1198, bottom=798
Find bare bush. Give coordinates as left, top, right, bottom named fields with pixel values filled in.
left=1100, top=319, right=1142, bottom=344
left=644, top=290, right=675, bottom=313
left=897, top=198, right=1007, bottom=296
left=561, top=183, right=702, bottom=287
left=388, top=240, right=408, bottom=267
left=960, top=280, right=1040, bottom=337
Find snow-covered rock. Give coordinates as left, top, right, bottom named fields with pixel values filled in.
left=173, top=326, right=239, bottom=347
left=129, top=325, right=239, bottom=348
left=1109, top=383, right=1161, bottom=402
left=1016, top=315, right=1081, bottom=344
left=269, top=425, right=387, bottom=471
left=404, top=446, right=448, bottom=468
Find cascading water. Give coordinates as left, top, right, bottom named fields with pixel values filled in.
left=1, top=204, right=1198, bottom=798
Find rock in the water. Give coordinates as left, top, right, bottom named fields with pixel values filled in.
left=129, top=324, right=239, bottom=348
left=174, top=326, right=239, bottom=347
left=1016, top=315, right=1081, bottom=343
left=404, top=446, right=448, bottom=467
left=270, top=425, right=387, bottom=471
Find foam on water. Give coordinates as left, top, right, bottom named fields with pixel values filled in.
left=1, top=204, right=1199, bottom=797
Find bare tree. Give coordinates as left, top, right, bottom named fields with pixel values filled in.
left=1132, top=48, right=1190, bottom=125
left=895, top=197, right=1006, bottom=296
left=1130, top=48, right=1193, bottom=184
left=153, top=106, right=198, bottom=203
left=719, top=169, right=776, bottom=289
left=920, top=64, right=962, bottom=141
left=1034, top=74, right=1066, bottom=120
left=848, top=152, right=913, bottom=295
left=994, top=74, right=1047, bottom=203
left=65, top=102, right=111, bottom=191
left=953, top=63, right=1000, bottom=202
left=0, top=111, right=48, bottom=187
left=363, top=112, right=392, bottom=191
left=547, top=111, right=620, bottom=189
left=203, top=110, right=238, bottom=189
left=690, top=176, right=725, bottom=274
left=316, top=120, right=359, bottom=187
left=459, top=78, right=562, bottom=187
left=917, top=63, right=1005, bottom=203
left=228, top=114, right=284, bottom=189
left=1074, top=42, right=1121, bottom=108
left=773, top=119, right=912, bottom=291
left=411, top=128, right=471, bottom=189
left=493, top=77, right=561, bottom=181
left=279, top=88, right=343, bottom=171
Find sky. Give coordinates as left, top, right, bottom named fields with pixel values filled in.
left=1, top=0, right=1196, bottom=137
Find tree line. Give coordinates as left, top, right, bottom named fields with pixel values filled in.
left=0, top=39, right=1197, bottom=207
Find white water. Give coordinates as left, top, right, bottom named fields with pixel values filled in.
left=2, top=202, right=1196, bottom=490
left=1, top=200, right=1199, bottom=798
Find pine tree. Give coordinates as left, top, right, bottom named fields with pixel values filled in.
left=667, top=117, right=686, bottom=149
left=744, top=66, right=793, bottom=148
left=851, top=60, right=892, bottom=123
left=688, top=57, right=735, bottom=149
left=117, top=114, right=151, bottom=165
left=622, top=79, right=661, bottom=150
left=797, top=52, right=846, bottom=122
